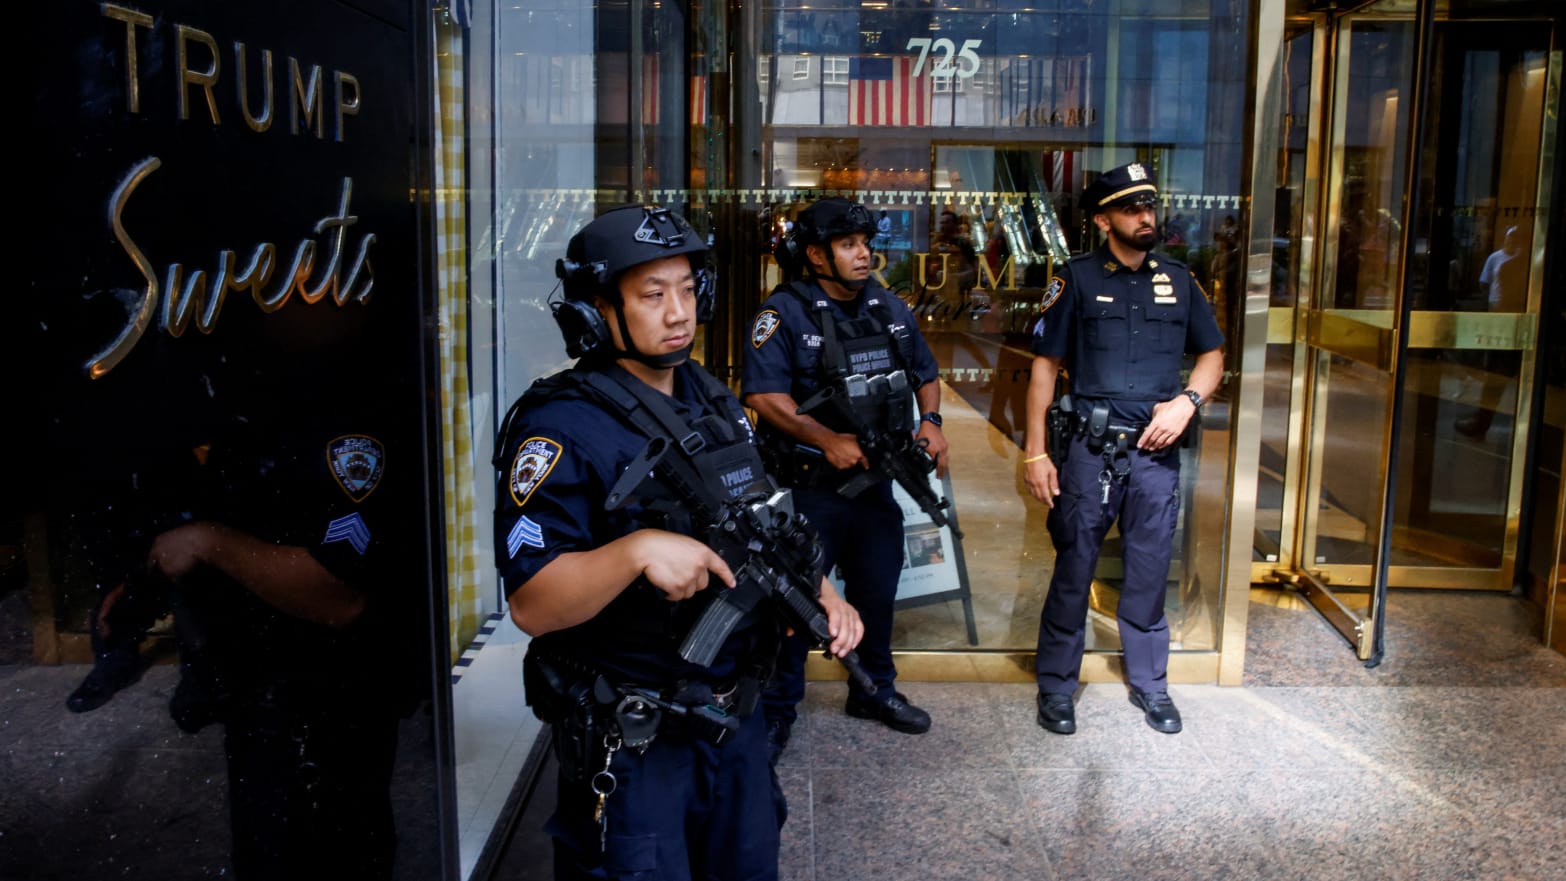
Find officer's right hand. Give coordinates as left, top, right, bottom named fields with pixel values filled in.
left=821, top=433, right=869, bottom=470
left=147, top=522, right=219, bottom=581
left=632, top=530, right=737, bottom=602
left=1024, top=457, right=1061, bottom=508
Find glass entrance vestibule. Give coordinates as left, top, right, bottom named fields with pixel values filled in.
left=451, top=0, right=1564, bottom=689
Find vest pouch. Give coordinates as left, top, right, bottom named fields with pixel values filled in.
left=699, top=439, right=772, bottom=500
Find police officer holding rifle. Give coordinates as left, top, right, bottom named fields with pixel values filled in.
left=496, top=205, right=863, bottom=879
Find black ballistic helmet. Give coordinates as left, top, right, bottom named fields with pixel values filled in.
left=791, top=197, right=877, bottom=247
left=1079, top=162, right=1160, bottom=213
left=776, top=197, right=877, bottom=287
left=553, top=205, right=715, bottom=364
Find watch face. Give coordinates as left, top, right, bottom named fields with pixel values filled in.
left=923, top=412, right=943, bottom=427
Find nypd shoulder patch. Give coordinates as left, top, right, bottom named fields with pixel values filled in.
left=752, top=309, right=782, bottom=348
left=1040, top=276, right=1066, bottom=313
left=510, top=437, right=563, bottom=507
left=326, top=435, right=386, bottom=503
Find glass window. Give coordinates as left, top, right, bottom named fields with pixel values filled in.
left=744, top=1, right=1253, bottom=657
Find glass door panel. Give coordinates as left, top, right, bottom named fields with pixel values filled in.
left=1388, top=14, right=1551, bottom=588
left=1275, top=6, right=1418, bottom=660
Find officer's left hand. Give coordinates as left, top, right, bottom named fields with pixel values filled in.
left=1140, top=396, right=1197, bottom=451
left=916, top=422, right=950, bottom=478
left=816, top=579, right=864, bottom=657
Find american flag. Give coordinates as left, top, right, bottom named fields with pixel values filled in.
left=690, top=74, right=707, bottom=126
left=1043, top=150, right=1075, bottom=195
left=640, top=55, right=660, bottom=124
left=999, top=55, right=1090, bottom=128
left=848, top=56, right=931, bottom=127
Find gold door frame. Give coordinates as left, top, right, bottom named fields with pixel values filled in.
left=1249, top=0, right=1560, bottom=663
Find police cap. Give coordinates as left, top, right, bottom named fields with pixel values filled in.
left=1079, top=162, right=1159, bottom=213
left=557, top=205, right=708, bottom=301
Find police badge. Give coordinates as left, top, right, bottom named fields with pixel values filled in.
left=327, top=435, right=386, bottom=503
left=510, top=437, right=563, bottom=506
left=751, top=309, right=782, bottom=348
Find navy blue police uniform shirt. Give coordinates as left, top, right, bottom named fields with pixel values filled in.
left=1031, top=246, right=1224, bottom=424
left=496, top=362, right=767, bottom=687
left=742, top=278, right=940, bottom=411
left=197, top=418, right=403, bottom=695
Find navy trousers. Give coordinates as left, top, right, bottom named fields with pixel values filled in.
left=762, top=481, right=905, bottom=726
left=548, top=707, right=786, bottom=881
left=1036, top=432, right=1181, bottom=696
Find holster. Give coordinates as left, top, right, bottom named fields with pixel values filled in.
left=1045, top=394, right=1079, bottom=463
left=524, top=652, right=604, bottom=782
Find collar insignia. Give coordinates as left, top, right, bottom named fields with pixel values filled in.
left=752, top=309, right=782, bottom=349
left=1148, top=259, right=1160, bottom=268
left=1104, top=261, right=1118, bottom=273
left=510, top=437, right=563, bottom=507
left=327, top=435, right=385, bottom=503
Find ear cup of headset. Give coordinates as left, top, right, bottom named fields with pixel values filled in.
left=550, top=297, right=613, bottom=360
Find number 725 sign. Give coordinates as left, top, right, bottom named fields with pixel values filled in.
left=906, top=37, right=983, bottom=79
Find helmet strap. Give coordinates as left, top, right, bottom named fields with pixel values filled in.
left=611, top=303, right=690, bottom=369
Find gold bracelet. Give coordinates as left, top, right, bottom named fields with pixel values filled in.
left=1022, top=452, right=1050, bottom=463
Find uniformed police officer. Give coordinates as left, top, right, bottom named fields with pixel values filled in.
left=1022, top=163, right=1225, bottom=735
left=147, top=406, right=416, bottom=879
left=743, top=197, right=946, bottom=759
left=497, top=205, right=863, bottom=880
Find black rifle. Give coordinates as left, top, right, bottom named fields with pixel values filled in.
left=605, top=436, right=877, bottom=694
left=795, top=371, right=963, bottom=538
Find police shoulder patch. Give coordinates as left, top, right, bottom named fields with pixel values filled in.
left=510, top=437, right=563, bottom=507
left=1189, top=270, right=1212, bottom=302
left=1040, top=276, right=1066, bottom=313
left=327, top=435, right=386, bottom=503
left=751, top=309, right=782, bottom=348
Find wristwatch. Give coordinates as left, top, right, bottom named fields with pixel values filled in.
left=1180, top=389, right=1203, bottom=409
left=920, top=412, right=944, bottom=428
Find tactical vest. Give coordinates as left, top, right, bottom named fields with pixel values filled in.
left=494, top=361, right=774, bottom=680
left=782, top=280, right=916, bottom=435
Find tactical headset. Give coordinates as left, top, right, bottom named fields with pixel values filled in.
left=552, top=205, right=715, bottom=363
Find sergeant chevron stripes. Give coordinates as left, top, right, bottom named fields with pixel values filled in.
left=323, top=513, right=372, bottom=555
left=507, top=515, right=544, bottom=558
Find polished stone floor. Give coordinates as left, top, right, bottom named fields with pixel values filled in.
left=494, top=589, right=1566, bottom=881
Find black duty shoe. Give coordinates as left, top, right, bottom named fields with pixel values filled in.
left=65, top=648, right=141, bottom=713
left=1129, top=690, right=1182, bottom=734
left=169, top=664, right=231, bottom=734
left=845, top=690, right=931, bottom=734
left=765, top=719, right=792, bottom=765
left=1036, top=692, right=1076, bottom=735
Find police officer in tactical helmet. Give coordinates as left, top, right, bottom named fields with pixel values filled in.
left=743, top=197, right=947, bottom=762
left=497, top=205, right=863, bottom=880
left=1022, top=163, right=1224, bottom=737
